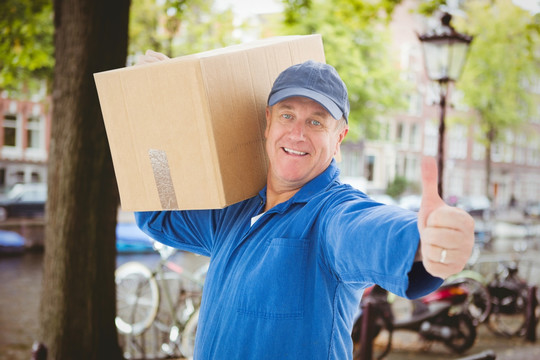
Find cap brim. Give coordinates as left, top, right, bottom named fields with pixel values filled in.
left=268, top=88, right=343, bottom=120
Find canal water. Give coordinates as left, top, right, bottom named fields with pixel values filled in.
left=0, top=252, right=43, bottom=360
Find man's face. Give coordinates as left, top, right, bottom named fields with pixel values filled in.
left=264, top=96, right=348, bottom=192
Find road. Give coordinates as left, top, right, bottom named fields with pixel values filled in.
left=383, top=325, right=540, bottom=360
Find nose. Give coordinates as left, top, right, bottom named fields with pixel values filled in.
left=287, top=119, right=306, bottom=140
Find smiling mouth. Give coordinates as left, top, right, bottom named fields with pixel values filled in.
left=283, top=147, right=307, bottom=156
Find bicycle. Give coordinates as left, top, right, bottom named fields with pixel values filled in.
left=115, top=240, right=208, bottom=359
left=445, top=270, right=492, bottom=326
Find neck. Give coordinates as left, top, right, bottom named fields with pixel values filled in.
left=264, top=185, right=301, bottom=212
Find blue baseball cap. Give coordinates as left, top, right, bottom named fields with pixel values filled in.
left=267, top=60, right=350, bottom=123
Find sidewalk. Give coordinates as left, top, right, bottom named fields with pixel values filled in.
left=382, top=322, right=540, bottom=360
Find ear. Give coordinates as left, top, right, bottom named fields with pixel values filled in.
left=339, top=127, right=348, bottom=143
left=265, top=106, right=272, bottom=138
left=333, top=126, right=348, bottom=158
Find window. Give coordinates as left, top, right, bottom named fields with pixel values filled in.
left=3, top=114, right=18, bottom=147
left=405, top=155, right=418, bottom=181
left=491, top=143, right=503, bottom=163
left=450, top=89, right=469, bottom=112
left=516, top=147, right=526, bottom=165
left=407, top=91, right=422, bottom=116
left=26, top=116, right=43, bottom=149
left=340, top=146, right=363, bottom=178
left=380, top=122, right=390, bottom=141
left=396, top=123, right=404, bottom=144
left=15, top=171, right=24, bottom=183
left=529, top=144, right=540, bottom=166
left=31, top=172, right=41, bottom=183
left=425, top=82, right=441, bottom=105
left=400, top=43, right=413, bottom=71
left=423, top=120, right=438, bottom=156
left=533, top=103, right=540, bottom=124
left=472, top=140, right=485, bottom=161
left=410, top=123, right=421, bottom=150
left=449, top=125, right=467, bottom=159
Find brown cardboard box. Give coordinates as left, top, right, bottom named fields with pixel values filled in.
left=94, top=34, right=325, bottom=211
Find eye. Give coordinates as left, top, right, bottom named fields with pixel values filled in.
left=310, top=120, right=322, bottom=126
left=281, top=113, right=293, bottom=120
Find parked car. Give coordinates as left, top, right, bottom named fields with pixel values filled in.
left=116, top=222, right=154, bottom=253
left=455, top=195, right=491, bottom=218
left=0, top=230, right=26, bottom=255
left=0, top=183, right=47, bottom=221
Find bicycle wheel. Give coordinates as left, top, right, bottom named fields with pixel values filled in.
left=448, top=277, right=492, bottom=325
left=115, top=262, right=160, bottom=335
left=181, top=308, right=200, bottom=360
left=151, top=269, right=203, bottom=358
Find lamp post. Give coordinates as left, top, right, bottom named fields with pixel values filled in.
left=418, top=12, right=472, bottom=198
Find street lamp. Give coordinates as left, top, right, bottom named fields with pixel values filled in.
left=418, top=12, right=472, bottom=198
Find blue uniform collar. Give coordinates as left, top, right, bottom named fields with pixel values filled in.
left=257, top=159, right=341, bottom=212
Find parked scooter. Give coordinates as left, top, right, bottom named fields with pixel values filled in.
left=352, top=283, right=477, bottom=359
left=486, top=262, right=538, bottom=337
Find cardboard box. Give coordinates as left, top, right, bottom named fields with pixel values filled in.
left=94, top=35, right=326, bottom=211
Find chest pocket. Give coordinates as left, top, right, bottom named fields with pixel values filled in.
left=237, top=237, right=309, bottom=319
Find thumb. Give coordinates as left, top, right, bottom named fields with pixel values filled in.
left=418, top=157, right=445, bottom=229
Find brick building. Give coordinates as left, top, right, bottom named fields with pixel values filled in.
left=0, top=93, right=51, bottom=191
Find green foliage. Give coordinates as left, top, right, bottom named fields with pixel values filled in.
left=0, top=0, right=54, bottom=96
left=454, top=0, right=540, bottom=145
left=278, top=0, right=408, bottom=140
left=385, top=175, right=408, bottom=198
left=416, top=0, right=446, bottom=15
left=282, top=0, right=312, bottom=25
left=128, top=0, right=163, bottom=57
left=129, top=0, right=239, bottom=60
left=0, top=0, right=242, bottom=93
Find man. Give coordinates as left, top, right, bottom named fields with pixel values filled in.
left=136, top=51, right=474, bottom=359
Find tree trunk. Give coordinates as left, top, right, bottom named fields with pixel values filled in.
left=39, top=0, right=130, bottom=358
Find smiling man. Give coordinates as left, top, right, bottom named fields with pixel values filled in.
left=263, top=60, right=349, bottom=210
left=135, top=54, right=474, bottom=360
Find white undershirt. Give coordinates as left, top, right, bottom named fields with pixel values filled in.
left=250, top=213, right=265, bottom=226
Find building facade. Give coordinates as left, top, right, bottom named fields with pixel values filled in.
left=0, top=94, right=51, bottom=191
left=1, top=0, right=538, bottom=208
left=340, top=0, right=540, bottom=208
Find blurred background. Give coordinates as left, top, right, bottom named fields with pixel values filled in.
left=1, top=0, right=539, bottom=359
left=2, top=0, right=539, bottom=211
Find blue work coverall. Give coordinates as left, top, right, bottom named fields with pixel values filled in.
left=135, top=160, right=442, bottom=359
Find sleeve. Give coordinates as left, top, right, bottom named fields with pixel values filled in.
left=320, top=197, right=442, bottom=299
left=135, top=209, right=220, bottom=257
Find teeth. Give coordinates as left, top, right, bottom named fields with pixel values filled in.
left=284, top=147, right=307, bottom=156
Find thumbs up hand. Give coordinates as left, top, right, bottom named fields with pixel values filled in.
left=417, top=157, right=475, bottom=279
